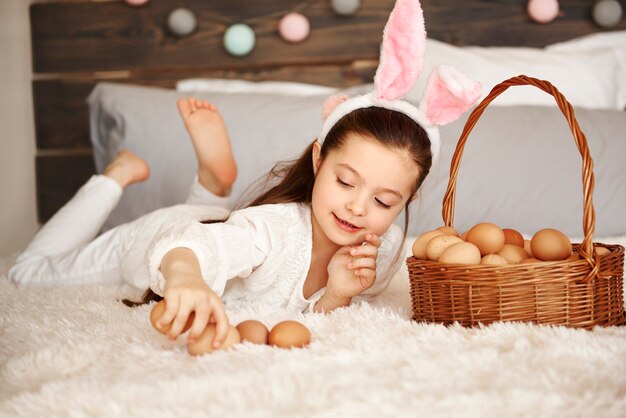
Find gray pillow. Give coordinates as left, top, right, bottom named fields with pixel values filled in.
left=89, top=82, right=626, bottom=238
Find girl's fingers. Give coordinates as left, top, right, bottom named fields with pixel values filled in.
left=365, top=233, right=381, bottom=247
left=356, top=269, right=376, bottom=288
left=211, top=305, right=230, bottom=349
left=348, top=256, right=376, bottom=270
left=350, top=244, right=378, bottom=258
left=167, top=296, right=194, bottom=340
left=157, top=295, right=180, bottom=328
left=187, top=305, right=210, bottom=344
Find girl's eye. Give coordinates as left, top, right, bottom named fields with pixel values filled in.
left=375, top=198, right=391, bottom=209
left=336, top=178, right=352, bottom=188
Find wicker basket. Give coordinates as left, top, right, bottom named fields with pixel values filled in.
left=407, top=75, right=625, bottom=329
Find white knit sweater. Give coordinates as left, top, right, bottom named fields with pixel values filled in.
left=145, top=202, right=405, bottom=313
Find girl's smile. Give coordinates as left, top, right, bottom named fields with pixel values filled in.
left=333, top=213, right=363, bottom=233
left=310, top=133, right=419, bottom=248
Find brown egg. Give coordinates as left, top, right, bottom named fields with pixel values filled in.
left=520, top=257, right=541, bottom=264
left=595, top=246, right=611, bottom=257
left=498, top=244, right=529, bottom=264
left=438, top=242, right=482, bottom=265
left=236, top=320, right=269, bottom=345
left=436, top=226, right=459, bottom=237
left=481, top=254, right=508, bottom=265
left=466, top=223, right=505, bottom=256
left=460, top=231, right=469, bottom=241
left=150, top=300, right=195, bottom=335
left=523, top=240, right=533, bottom=257
left=503, top=228, right=525, bottom=247
left=188, top=324, right=241, bottom=356
left=566, top=252, right=581, bottom=261
left=268, top=320, right=311, bottom=349
left=412, top=230, right=444, bottom=259
left=425, top=235, right=463, bottom=261
left=531, top=229, right=572, bottom=261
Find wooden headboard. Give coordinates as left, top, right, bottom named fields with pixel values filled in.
left=31, top=0, right=626, bottom=223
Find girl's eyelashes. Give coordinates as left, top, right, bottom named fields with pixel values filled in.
left=336, top=177, right=352, bottom=188
left=375, top=198, right=391, bottom=209
left=337, top=177, right=392, bottom=209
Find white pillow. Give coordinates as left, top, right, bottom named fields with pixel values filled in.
left=546, top=31, right=626, bottom=110
left=176, top=78, right=338, bottom=96
left=405, top=39, right=623, bottom=110
left=88, top=83, right=626, bottom=238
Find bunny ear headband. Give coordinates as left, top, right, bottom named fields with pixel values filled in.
left=318, top=0, right=482, bottom=164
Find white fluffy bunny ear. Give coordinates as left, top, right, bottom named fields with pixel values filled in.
left=373, top=0, right=426, bottom=102
left=419, top=65, right=482, bottom=126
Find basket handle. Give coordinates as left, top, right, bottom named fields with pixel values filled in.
left=441, top=75, right=600, bottom=282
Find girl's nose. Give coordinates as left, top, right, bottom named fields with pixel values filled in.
left=347, top=197, right=367, bottom=216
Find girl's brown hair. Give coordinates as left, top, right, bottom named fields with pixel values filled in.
left=244, top=106, right=432, bottom=218
left=124, top=107, right=431, bottom=307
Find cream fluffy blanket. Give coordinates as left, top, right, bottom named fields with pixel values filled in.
left=1, top=240, right=626, bottom=418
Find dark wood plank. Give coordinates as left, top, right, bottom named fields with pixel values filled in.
left=36, top=153, right=96, bottom=222
left=31, top=0, right=395, bottom=74
left=423, top=0, right=626, bottom=47
left=32, top=79, right=95, bottom=149
left=32, top=62, right=377, bottom=150
left=31, top=0, right=626, bottom=74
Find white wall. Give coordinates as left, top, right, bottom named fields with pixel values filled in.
left=0, top=0, right=39, bottom=256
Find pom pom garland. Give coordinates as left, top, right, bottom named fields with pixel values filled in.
left=223, top=24, right=256, bottom=57
left=279, top=13, right=311, bottom=43
left=527, top=0, right=559, bottom=24
left=167, top=8, right=198, bottom=37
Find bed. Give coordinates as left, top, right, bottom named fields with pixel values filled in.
left=2, top=0, right=626, bottom=415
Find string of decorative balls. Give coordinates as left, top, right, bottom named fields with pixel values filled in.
left=527, top=0, right=623, bottom=27
left=123, top=0, right=362, bottom=57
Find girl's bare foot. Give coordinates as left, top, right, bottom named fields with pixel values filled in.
left=177, top=98, right=237, bottom=197
left=104, top=149, right=150, bottom=188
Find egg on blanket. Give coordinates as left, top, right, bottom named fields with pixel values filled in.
left=268, top=320, right=311, bottom=348
left=188, top=324, right=241, bottom=356
left=150, top=299, right=194, bottom=335
left=236, top=319, right=269, bottom=344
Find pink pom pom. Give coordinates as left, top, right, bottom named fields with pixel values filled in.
left=322, top=94, right=350, bottom=119
left=527, top=0, right=559, bottom=24
left=279, top=13, right=310, bottom=43
left=125, top=0, right=150, bottom=6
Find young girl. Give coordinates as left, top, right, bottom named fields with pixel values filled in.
left=10, top=0, right=481, bottom=350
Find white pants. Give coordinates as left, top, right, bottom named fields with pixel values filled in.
left=8, top=175, right=230, bottom=287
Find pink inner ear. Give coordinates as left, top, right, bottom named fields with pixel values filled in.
left=421, top=65, right=482, bottom=126
left=374, top=0, right=426, bottom=101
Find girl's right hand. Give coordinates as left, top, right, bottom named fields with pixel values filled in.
left=157, top=274, right=229, bottom=348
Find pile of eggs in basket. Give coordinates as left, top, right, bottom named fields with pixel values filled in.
left=412, top=223, right=610, bottom=265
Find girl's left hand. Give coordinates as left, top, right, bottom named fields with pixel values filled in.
left=326, top=233, right=381, bottom=299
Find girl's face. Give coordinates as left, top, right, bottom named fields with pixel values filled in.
left=311, top=133, right=419, bottom=247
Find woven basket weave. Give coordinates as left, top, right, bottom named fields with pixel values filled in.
left=406, top=75, right=625, bottom=329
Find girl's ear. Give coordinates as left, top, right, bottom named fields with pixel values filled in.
left=312, top=141, right=322, bottom=175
